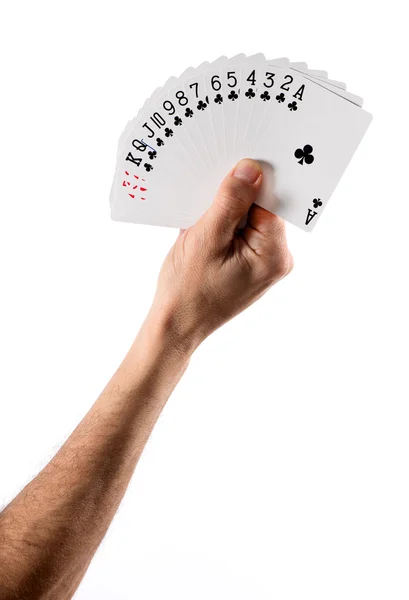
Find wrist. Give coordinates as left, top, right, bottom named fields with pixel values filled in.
left=144, top=302, right=204, bottom=359
left=116, top=307, right=194, bottom=404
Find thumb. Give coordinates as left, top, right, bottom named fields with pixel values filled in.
left=199, top=159, right=262, bottom=243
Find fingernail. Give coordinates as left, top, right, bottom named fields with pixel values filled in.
left=233, top=159, right=262, bottom=184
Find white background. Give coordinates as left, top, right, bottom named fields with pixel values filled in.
left=0, top=1, right=408, bottom=598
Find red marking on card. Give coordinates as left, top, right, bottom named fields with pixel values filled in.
left=125, top=171, right=129, bottom=176
left=140, top=197, right=146, bottom=201
left=128, top=193, right=135, bottom=199
left=122, top=181, right=127, bottom=187
left=140, top=187, right=147, bottom=191
left=141, top=178, right=146, bottom=182
left=134, top=174, right=139, bottom=179
left=133, top=185, right=138, bottom=189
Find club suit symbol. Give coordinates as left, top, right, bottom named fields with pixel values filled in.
left=294, top=144, right=315, bottom=165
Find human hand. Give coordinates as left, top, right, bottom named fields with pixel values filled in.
left=149, top=159, right=293, bottom=353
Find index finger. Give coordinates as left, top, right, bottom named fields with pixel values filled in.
left=241, top=204, right=288, bottom=257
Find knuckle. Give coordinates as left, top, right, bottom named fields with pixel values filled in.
left=256, top=250, right=293, bottom=283
left=275, top=251, right=293, bottom=279
left=287, top=252, right=295, bottom=274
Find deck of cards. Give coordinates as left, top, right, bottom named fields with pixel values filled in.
left=110, top=54, right=372, bottom=232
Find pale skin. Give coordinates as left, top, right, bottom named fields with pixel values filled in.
left=0, top=159, right=293, bottom=600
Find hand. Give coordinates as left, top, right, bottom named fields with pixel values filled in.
left=149, top=159, right=294, bottom=353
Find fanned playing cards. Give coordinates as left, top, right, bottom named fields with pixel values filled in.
left=110, top=54, right=372, bottom=232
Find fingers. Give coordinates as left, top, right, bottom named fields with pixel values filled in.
left=247, top=203, right=286, bottom=244
left=242, top=205, right=293, bottom=275
left=198, top=159, right=262, bottom=246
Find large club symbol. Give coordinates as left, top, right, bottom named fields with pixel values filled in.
left=294, top=144, right=315, bottom=165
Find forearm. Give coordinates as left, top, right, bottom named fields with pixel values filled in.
left=0, top=310, right=192, bottom=600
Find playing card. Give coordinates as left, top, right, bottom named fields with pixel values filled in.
left=111, top=88, right=202, bottom=223
left=203, top=54, right=247, bottom=163
left=231, top=54, right=286, bottom=163
left=246, top=68, right=372, bottom=230
left=110, top=55, right=372, bottom=233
